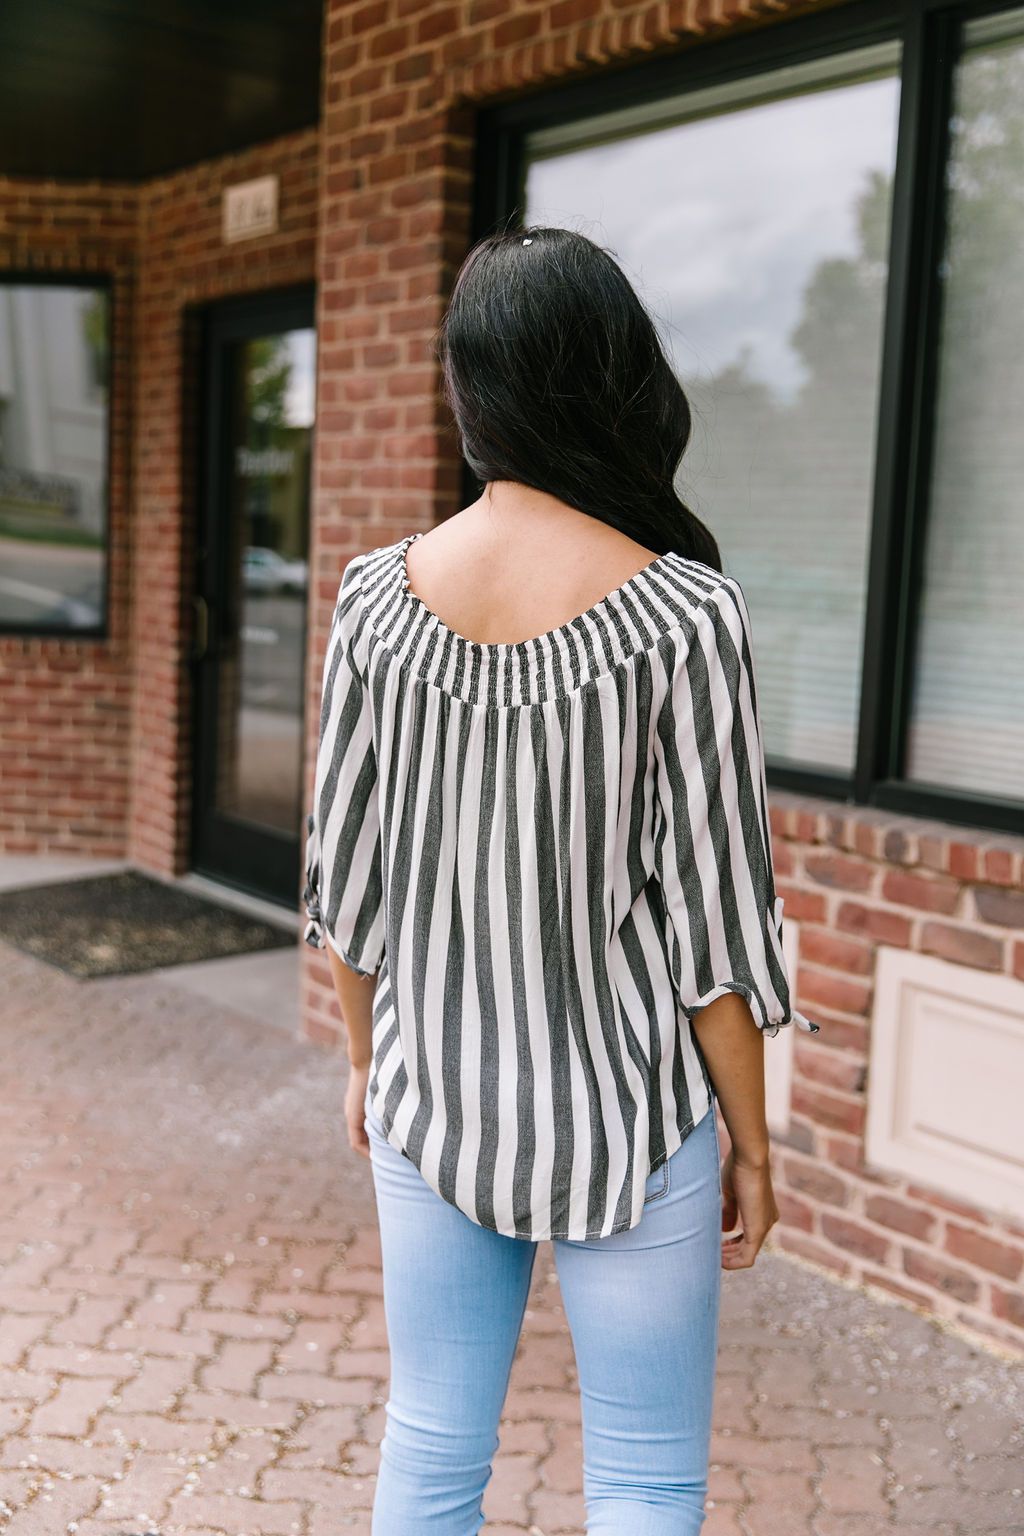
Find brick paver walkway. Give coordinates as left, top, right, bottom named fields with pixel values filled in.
left=0, top=940, right=1020, bottom=1536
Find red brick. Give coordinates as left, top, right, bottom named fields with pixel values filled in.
left=853, top=820, right=882, bottom=859
left=920, top=921, right=1004, bottom=971
left=918, top=833, right=950, bottom=873
left=905, top=1183, right=994, bottom=1224
left=804, top=851, right=874, bottom=894
left=771, top=838, right=796, bottom=879
left=864, top=1194, right=936, bottom=1242
left=775, top=883, right=828, bottom=923
left=883, top=827, right=919, bottom=865
left=798, top=967, right=872, bottom=1019
left=944, top=1223, right=1023, bottom=1281
left=823, top=811, right=853, bottom=849
left=793, top=1041, right=865, bottom=1095
left=1014, top=941, right=1024, bottom=984
left=799, top=927, right=874, bottom=976
left=781, top=1157, right=850, bottom=1208
left=776, top=1190, right=815, bottom=1232
left=990, top=1285, right=1024, bottom=1330
left=903, top=1248, right=980, bottom=1304
left=860, top=1269, right=937, bottom=1310
left=790, top=1082, right=865, bottom=1137
left=881, top=869, right=961, bottom=915
left=982, top=846, right=1019, bottom=886
left=974, top=886, right=1024, bottom=929
left=821, top=1212, right=890, bottom=1265
left=801, top=1012, right=867, bottom=1053
left=773, top=1114, right=816, bottom=1154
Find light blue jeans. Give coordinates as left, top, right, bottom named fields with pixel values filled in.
left=364, top=1093, right=722, bottom=1535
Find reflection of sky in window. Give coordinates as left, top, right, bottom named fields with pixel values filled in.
left=526, top=76, right=900, bottom=404
left=282, top=329, right=317, bottom=427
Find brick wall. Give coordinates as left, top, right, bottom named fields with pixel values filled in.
left=767, top=796, right=1024, bottom=1352
left=0, top=182, right=137, bottom=857
left=0, top=130, right=320, bottom=864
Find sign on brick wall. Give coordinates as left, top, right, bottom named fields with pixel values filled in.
left=223, top=175, right=278, bottom=244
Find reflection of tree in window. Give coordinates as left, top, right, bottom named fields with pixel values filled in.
left=918, top=31, right=1024, bottom=593
left=906, top=22, right=1024, bottom=799
left=247, top=337, right=291, bottom=427
left=694, top=162, right=892, bottom=506
left=681, top=155, right=894, bottom=776
left=789, top=169, right=890, bottom=406
left=239, top=338, right=291, bottom=554
left=526, top=65, right=902, bottom=771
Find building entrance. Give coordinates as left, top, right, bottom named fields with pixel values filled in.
left=192, top=286, right=316, bottom=907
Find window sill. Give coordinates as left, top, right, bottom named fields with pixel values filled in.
left=767, top=789, right=1024, bottom=888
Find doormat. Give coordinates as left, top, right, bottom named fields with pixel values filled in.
left=0, top=869, right=296, bottom=979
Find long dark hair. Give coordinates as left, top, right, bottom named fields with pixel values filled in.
left=433, top=224, right=721, bottom=572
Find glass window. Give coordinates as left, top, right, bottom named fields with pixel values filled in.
left=904, top=9, right=1024, bottom=803
left=0, top=280, right=110, bottom=633
left=524, top=43, right=901, bottom=773
left=219, top=327, right=316, bottom=835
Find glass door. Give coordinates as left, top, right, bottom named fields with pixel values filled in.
left=192, top=287, right=316, bottom=906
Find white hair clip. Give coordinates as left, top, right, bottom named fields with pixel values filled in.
left=522, top=236, right=533, bottom=245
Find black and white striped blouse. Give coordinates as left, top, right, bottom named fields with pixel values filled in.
left=303, top=530, right=819, bottom=1242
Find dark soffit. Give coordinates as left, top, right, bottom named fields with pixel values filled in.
left=0, top=0, right=322, bottom=182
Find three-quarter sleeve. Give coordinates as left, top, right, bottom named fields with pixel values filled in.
left=652, top=575, right=819, bottom=1036
left=302, top=557, right=385, bottom=978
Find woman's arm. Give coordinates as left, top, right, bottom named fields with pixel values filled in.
left=325, top=944, right=376, bottom=1159
left=650, top=577, right=819, bottom=1270
left=692, top=990, right=779, bottom=1270
left=326, top=944, right=375, bottom=1067
left=692, top=991, right=769, bottom=1166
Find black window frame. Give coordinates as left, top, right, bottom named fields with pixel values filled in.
left=0, top=268, right=114, bottom=641
left=473, top=0, right=1024, bottom=837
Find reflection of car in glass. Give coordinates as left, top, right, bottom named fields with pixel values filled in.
left=243, top=547, right=308, bottom=594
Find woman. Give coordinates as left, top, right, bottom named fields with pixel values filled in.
left=303, top=225, right=820, bottom=1536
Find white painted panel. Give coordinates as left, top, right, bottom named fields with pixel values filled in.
left=866, top=947, right=1024, bottom=1223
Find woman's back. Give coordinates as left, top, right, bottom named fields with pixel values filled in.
left=303, top=496, right=817, bottom=1245
left=400, top=505, right=676, bottom=650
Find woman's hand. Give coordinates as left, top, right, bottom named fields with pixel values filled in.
left=345, top=1063, right=371, bottom=1159
left=719, top=1146, right=779, bottom=1269
left=691, top=993, right=780, bottom=1269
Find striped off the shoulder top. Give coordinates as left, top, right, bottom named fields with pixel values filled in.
left=303, top=530, right=819, bottom=1243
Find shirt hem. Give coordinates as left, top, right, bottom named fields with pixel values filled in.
left=369, top=1093, right=717, bottom=1243
left=309, top=921, right=379, bottom=978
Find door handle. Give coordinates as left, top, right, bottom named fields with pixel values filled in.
left=193, top=595, right=210, bottom=662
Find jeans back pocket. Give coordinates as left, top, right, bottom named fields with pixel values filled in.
left=643, top=1158, right=670, bottom=1204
